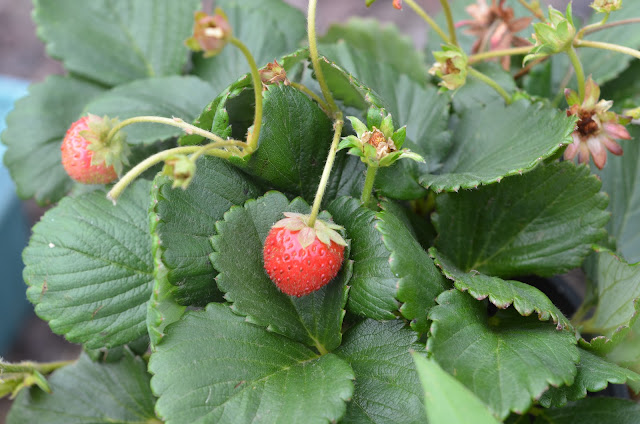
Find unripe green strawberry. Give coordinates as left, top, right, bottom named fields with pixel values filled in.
left=61, top=115, right=129, bottom=184
left=263, top=213, right=346, bottom=297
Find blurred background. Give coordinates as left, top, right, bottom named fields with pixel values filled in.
left=0, top=0, right=588, bottom=422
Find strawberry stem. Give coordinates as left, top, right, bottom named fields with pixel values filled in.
left=439, top=0, right=458, bottom=46
left=468, top=46, right=533, bottom=64
left=307, top=116, right=344, bottom=228
left=360, top=165, right=378, bottom=207
left=403, top=0, right=450, bottom=44
left=308, top=0, right=339, bottom=116
left=1, top=359, right=75, bottom=375
left=107, top=141, right=244, bottom=203
left=565, top=47, right=585, bottom=102
left=105, top=115, right=241, bottom=146
left=229, top=36, right=263, bottom=153
left=468, top=67, right=512, bottom=104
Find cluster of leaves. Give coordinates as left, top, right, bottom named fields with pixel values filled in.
left=2, top=0, right=640, bottom=423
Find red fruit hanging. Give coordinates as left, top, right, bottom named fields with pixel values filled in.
left=61, top=114, right=129, bottom=185
left=263, top=213, right=347, bottom=297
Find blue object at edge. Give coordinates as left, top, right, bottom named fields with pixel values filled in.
left=0, top=75, right=31, bottom=355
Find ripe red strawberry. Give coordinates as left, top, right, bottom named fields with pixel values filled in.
left=61, top=115, right=129, bottom=184
left=263, top=213, right=347, bottom=297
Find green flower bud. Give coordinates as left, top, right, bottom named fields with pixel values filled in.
left=429, top=45, right=468, bottom=90
left=523, top=4, right=576, bottom=64
left=163, top=155, right=196, bottom=190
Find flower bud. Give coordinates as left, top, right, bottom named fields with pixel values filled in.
left=429, top=45, right=468, bottom=90
left=163, top=155, right=196, bottom=190
left=591, top=0, right=623, bottom=14
left=185, top=9, right=232, bottom=58
left=523, top=5, right=576, bottom=64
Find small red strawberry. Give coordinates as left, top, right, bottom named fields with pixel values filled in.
left=61, top=114, right=129, bottom=184
left=263, top=213, right=347, bottom=297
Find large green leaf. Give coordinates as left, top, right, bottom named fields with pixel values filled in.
left=420, top=100, right=576, bottom=192
left=427, top=290, right=579, bottom=419
left=193, top=0, right=306, bottom=94
left=23, top=180, right=154, bottom=349
left=583, top=250, right=640, bottom=338
left=229, top=84, right=335, bottom=202
left=413, top=354, right=500, bottom=424
left=540, top=348, right=640, bottom=408
left=430, top=248, right=572, bottom=329
left=433, top=161, right=609, bottom=277
left=84, top=76, right=216, bottom=145
left=376, top=207, right=449, bottom=334
left=1, top=75, right=105, bottom=205
left=534, top=398, right=640, bottom=424
left=594, top=126, right=640, bottom=263
left=336, top=320, right=427, bottom=424
left=8, top=352, right=157, bottom=424
left=151, top=156, right=261, bottom=306
left=33, top=0, right=199, bottom=86
left=210, top=192, right=351, bottom=352
left=319, top=18, right=429, bottom=83
left=149, top=303, right=354, bottom=424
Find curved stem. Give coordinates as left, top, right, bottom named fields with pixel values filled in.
left=577, top=13, right=609, bottom=39
left=439, top=0, right=457, bottom=46
left=575, top=38, right=640, bottom=61
left=467, top=67, right=512, bottom=104
left=468, top=46, right=533, bottom=64
left=566, top=47, right=585, bottom=101
left=107, top=143, right=238, bottom=203
left=1, top=359, right=74, bottom=375
left=308, top=0, right=338, bottom=115
left=404, top=0, right=450, bottom=44
left=307, top=116, right=344, bottom=228
left=290, top=82, right=331, bottom=114
left=360, top=165, right=378, bottom=207
left=106, top=116, right=233, bottom=145
left=230, top=37, right=263, bottom=152
left=582, top=17, right=640, bottom=36
left=190, top=139, right=247, bottom=162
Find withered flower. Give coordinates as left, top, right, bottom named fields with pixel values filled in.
left=564, top=77, right=632, bottom=169
left=457, top=0, right=532, bottom=69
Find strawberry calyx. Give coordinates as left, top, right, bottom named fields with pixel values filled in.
left=272, top=212, right=347, bottom=249
left=79, top=114, right=130, bottom=175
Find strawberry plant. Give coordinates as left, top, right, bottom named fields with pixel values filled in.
left=3, top=0, right=640, bottom=422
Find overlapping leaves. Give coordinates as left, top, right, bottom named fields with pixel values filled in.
left=150, top=304, right=354, bottom=424
left=427, top=290, right=579, bottom=419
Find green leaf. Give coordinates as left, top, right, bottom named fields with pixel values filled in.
left=149, top=303, right=354, bottom=424
left=534, top=398, right=640, bottom=424
left=583, top=250, right=640, bottom=338
left=151, top=156, right=260, bottom=306
left=8, top=352, right=157, bottom=424
left=148, top=204, right=185, bottom=349
left=413, top=354, right=500, bottom=424
left=231, top=84, right=335, bottom=202
left=84, top=76, right=216, bottom=144
left=319, top=18, right=429, bottom=83
left=540, top=348, right=640, bottom=408
left=377, top=208, right=449, bottom=334
left=579, top=300, right=640, bottom=356
left=33, top=0, right=200, bottom=86
left=594, top=126, right=640, bottom=263
left=23, top=180, right=154, bottom=349
left=420, top=100, right=576, bottom=192
left=432, top=162, right=609, bottom=277
left=210, top=192, right=351, bottom=351
left=427, top=290, right=579, bottom=419
left=601, top=60, right=640, bottom=107
left=192, top=0, right=306, bottom=94
left=326, top=197, right=397, bottom=320
left=430, top=248, right=572, bottom=329
left=1, top=75, right=105, bottom=205
left=335, top=320, right=427, bottom=424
